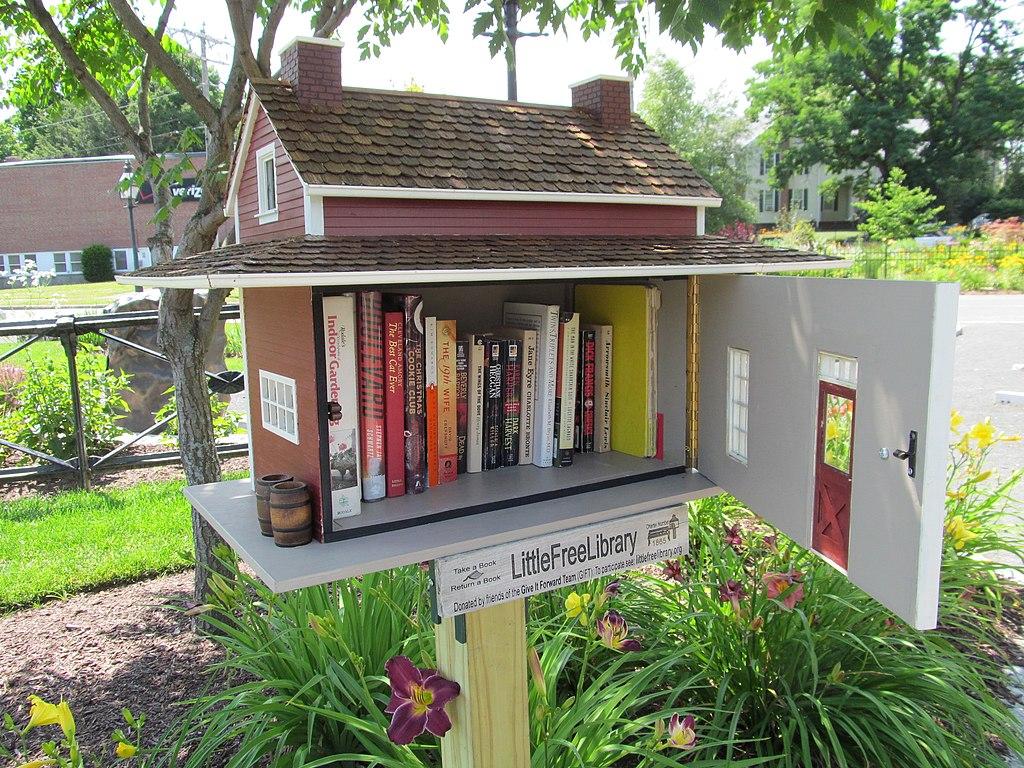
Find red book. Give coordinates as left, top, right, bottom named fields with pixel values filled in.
left=383, top=310, right=407, bottom=497
left=357, top=292, right=386, bottom=502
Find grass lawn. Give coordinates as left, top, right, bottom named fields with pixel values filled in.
left=0, top=472, right=246, bottom=612
left=0, top=281, right=135, bottom=309
left=0, top=338, right=68, bottom=368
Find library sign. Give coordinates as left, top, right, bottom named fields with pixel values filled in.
left=433, top=506, right=687, bottom=618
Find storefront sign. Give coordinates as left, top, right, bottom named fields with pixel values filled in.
left=433, top=505, right=687, bottom=618
left=137, top=178, right=203, bottom=204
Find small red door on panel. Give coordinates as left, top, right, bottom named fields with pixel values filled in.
left=812, top=381, right=856, bottom=569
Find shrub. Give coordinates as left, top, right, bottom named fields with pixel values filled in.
left=715, top=221, right=756, bottom=242
left=80, top=244, right=114, bottom=283
left=981, top=216, right=1024, bottom=244
left=0, top=343, right=129, bottom=460
left=224, top=320, right=244, bottom=359
left=153, top=386, right=244, bottom=446
left=986, top=198, right=1024, bottom=220
left=856, top=168, right=944, bottom=242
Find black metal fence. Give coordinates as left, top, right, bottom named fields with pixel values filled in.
left=0, top=306, right=247, bottom=488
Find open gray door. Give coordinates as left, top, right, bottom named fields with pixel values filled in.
left=698, top=275, right=958, bottom=630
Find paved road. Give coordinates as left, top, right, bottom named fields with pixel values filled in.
left=953, top=295, right=1024, bottom=481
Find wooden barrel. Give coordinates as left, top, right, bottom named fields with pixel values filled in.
left=269, top=480, right=313, bottom=547
left=255, top=473, right=293, bottom=537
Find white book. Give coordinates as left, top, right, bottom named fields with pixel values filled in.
left=555, top=312, right=580, bottom=466
left=501, top=302, right=559, bottom=468
left=495, top=326, right=538, bottom=465
left=321, top=294, right=362, bottom=522
left=583, top=323, right=613, bottom=453
left=464, top=334, right=487, bottom=473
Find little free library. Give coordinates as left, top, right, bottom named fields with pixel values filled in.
left=121, top=37, right=957, bottom=642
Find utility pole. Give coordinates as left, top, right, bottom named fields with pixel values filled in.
left=501, top=0, right=542, bottom=102
left=171, top=24, right=230, bottom=150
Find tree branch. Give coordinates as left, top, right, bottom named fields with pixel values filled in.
left=224, top=0, right=262, bottom=82
left=139, top=0, right=177, bottom=148
left=257, top=0, right=289, bottom=73
left=105, top=0, right=219, bottom=126
left=314, top=0, right=358, bottom=37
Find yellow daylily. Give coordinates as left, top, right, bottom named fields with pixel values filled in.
left=972, top=470, right=993, bottom=484
left=950, top=409, right=964, bottom=432
left=115, top=741, right=138, bottom=759
left=826, top=422, right=840, bottom=440
left=17, top=760, right=57, bottom=768
left=564, top=591, right=591, bottom=623
left=26, top=696, right=61, bottom=729
left=945, top=515, right=979, bottom=551
left=968, top=419, right=997, bottom=449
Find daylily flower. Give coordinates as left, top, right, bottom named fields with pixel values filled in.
left=661, top=559, right=684, bottom=583
left=665, top=713, right=697, bottom=749
left=26, top=696, right=75, bottom=739
left=763, top=533, right=778, bottom=552
left=603, top=580, right=621, bottom=599
left=718, top=580, right=746, bottom=613
left=383, top=656, right=460, bottom=745
left=826, top=421, right=840, bottom=440
left=968, top=419, right=997, bottom=449
left=762, top=569, right=805, bottom=610
left=950, top=409, right=964, bottom=432
left=564, top=591, right=591, bottom=623
left=595, top=610, right=642, bottom=652
left=115, top=742, right=138, bottom=759
left=724, top=523, right=743, bottom=549
left=945, top=515, right=978, bottom=551
left=16, top=760, right=56, bottom=768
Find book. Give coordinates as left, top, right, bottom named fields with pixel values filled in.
left=501, top=338, right=522, bottom=467
left=321, top=294, right=362, bottom=527
left=584, top=323, right=613, bottom=453
left=501, top=302, right=559, bottom=468
left=424, top=316, right=439, bottom=488
left=356, top=291, right=386, bottom=502
left=554, top=312, right=580, bottom=467
left=385, top=294, right=426, bottom=493
left=455, top=340, right=469, bottom=474
left=576, top=327, right=596, bottom=453
left=574, top=284, right=661, bottom=458
left=436, top=319, right=458, bottom=484
left=383, top=310, right=406, bottom=497
left=483, top=337, right=504, bottom=471
left=465, top=334, right=487, bottom=473
left=494, top=327, right=537, bottom=465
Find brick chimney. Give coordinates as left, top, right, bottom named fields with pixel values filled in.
left=278, top=37, right=344, bottom=107
left=570, top=75, right=633, bottom=129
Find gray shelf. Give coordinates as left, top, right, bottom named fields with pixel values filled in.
left=186, top=470, right=719, bottom=592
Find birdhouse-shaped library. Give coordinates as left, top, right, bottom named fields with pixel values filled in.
left=123, top=37, right=958, bottom=631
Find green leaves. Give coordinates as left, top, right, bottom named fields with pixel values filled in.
left=855, top=167, right=945, bottom=242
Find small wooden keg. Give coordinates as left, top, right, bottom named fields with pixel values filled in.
left=255, top=473, right=293, bottom=536
left=269, top=480, right=313, bottom=547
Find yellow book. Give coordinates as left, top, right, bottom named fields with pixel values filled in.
left=573, top=284, right=660, bottom=457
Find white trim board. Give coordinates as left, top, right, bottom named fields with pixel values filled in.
left=116, top=259, right=852, bottom=289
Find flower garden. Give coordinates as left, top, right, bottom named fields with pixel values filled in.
left=2, top=414, right=1021, bottom=767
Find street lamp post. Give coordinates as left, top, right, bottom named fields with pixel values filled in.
left=118, top=160, right=142, bottom=291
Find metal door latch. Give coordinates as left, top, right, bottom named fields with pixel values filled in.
left=891, top=430, right=917, bottom=478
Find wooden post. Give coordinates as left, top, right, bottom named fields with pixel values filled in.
left=435, top=599, right=530, bottom=768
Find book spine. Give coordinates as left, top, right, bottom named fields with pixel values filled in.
left=436, top=320, right=458, bottom=484
left=401, top=295, right=426, bottom=494
left=484, top=338, right=504, bottom=470
left=593, top=325, right=613, bottom=453
left=501, top=304, right=557, bottom=467
left=467, top=335, right=487, bottom=473
left=552, top=320, right=565, bottom=464
left=356, top=291, right=386, bottom=502
left=519, top=331, right=537, bottom=465
left=321, top=294, right=362, bottom=527
left=383, top=311, right=406, bottom=497
left=580, top=329, right=596, bottom=453
left=424, top=316, right=439, bottom=487
left=556, top=312, right=580, bottom=467
left=501, top=339, right=521, bottom=467
left=455, top=340, right=469, bottom=474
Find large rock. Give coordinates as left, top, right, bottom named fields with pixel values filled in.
left=103, top=289, right=228, bottom=433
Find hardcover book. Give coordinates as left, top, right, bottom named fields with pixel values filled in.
left=385, top=294, right=426, bottom=493
left=321, top=294, right=362, bottom=526
left=501, top=302, right=559, bottom=468
left=583, top=323, right=613, bottom=453
left=356, top=291, right=386, bottom=502
left=576, top=328, right=596, bottom=453
left=383, top=310, right=406, bottom=497
left=465, top=334, right=487, bottom=473
left=554, top=312, right=580, bottom=467
left=455, top=340, right=469, bottom=474
left=494, top=326, right=537, bottom=465
left=501, top=338, right=522, bottom=467
left=483, top=338, right=504, bottom=471
left=424, top=316, right=439, bottom=488
left=436, top=319, right=459, bottom=483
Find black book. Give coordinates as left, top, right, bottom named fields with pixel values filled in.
left=576, top=328, right=596, bottom=453
left=483, top=338, right=504, bottom=471
left=501, top=338, right=522, bottom=467
left=383, top=293, right=426, bottom=494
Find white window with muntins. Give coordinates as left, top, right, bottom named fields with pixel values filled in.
left=255, top=143, right=278, bottom=223
left=2, top=254, right=23, bottom=273
left=759, top=189, right=780, bottom=213
left=53, top=251, right=83, bottom=274
left=113, top=249, right=131, bottom=272
left=259, top=369, right=298, bottom=443
left=818, top=352, right=858, bottom=387
left=727, top=347, right=750, bottom=464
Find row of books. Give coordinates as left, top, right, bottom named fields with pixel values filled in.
left=323, top=284, right=660, bottom=516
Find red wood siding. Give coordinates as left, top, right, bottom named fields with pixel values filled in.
left=237, top=108, right=306, bottom=242
left=243, top=287, right=322, bottom=526
left=322, top=198, right=698, bottom=236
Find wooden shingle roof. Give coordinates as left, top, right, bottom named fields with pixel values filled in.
left=121, top=234, right=844, bottom=288
left=252, top=81, right=720, bottom=200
